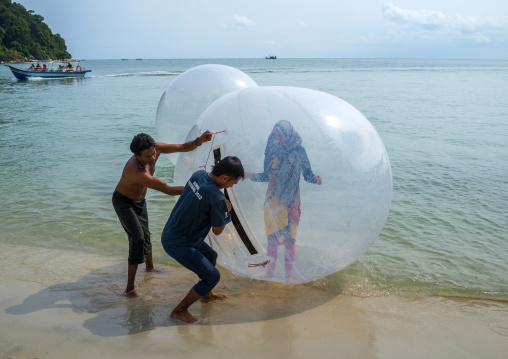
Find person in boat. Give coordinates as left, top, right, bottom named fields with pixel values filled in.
left=35, top=63, right=41, bottom=71
left=245, top=120, right=322, bottom=282
left=67, top=63, right=73, bottom=71
left=161, top=156, right=244, bottom=323
left=112, top=131, right=213, bottom=298
left=42, top=64, right=47, bottom=72
left=28, top=64, right=34, bottom=71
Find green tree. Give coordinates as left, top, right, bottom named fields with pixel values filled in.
left=0, top=0, right=71, bottom=61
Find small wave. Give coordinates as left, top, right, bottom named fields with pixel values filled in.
left=24, top=76, right=81, bottom=81
left=489, top=321, right=508, bottom=337
left=92, top=71, right=180, bottom=78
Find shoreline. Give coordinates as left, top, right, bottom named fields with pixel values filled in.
left=1, top=242, right=507, bottom=358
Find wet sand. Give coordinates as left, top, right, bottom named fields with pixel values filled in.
left=1, top=242, right=507, bottom=359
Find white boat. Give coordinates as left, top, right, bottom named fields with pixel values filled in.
left=5, top=61, right=91, bottom=79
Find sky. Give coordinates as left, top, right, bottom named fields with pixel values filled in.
left=13, top=0, right=508, bottom=59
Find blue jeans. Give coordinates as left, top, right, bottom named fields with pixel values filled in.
left=164, top=242, right=219, bottom=297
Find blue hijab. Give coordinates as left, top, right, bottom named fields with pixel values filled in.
left=260, top=120, right=315, bottom=206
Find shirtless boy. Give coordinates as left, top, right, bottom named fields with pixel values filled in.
left=112, top=131, right=212, bottom=297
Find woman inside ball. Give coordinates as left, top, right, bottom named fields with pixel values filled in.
left=246, top=120, right=322, bottom=282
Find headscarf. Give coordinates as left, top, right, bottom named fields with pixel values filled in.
left=264, top=121, right=304, bottom=206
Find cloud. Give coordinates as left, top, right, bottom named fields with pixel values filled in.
left=232, top=14, right=257, bottom=28
left=382, top=3, right=508, bottom=36
left=219, top=14, right=257, bottom=29
left=382, top=3, right=445, bottom=30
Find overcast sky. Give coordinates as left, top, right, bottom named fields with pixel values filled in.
left=14, top=0, right=508, bottom=59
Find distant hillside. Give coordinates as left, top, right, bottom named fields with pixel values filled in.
left=0, top=0, right=71, bottom=62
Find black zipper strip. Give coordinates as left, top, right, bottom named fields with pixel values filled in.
left=214, top=148, right=258, bottom=255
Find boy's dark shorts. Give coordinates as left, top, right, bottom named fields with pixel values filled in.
left=112, top=190, right=151, bottom=265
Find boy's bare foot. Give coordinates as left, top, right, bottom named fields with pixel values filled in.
left=200, top=292, right=228, bottom=303
left=122, top=288, right=139, bottom=298
left=170, top=310, right=198, bottom=323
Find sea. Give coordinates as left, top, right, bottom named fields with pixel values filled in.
left=1, top=58, right=507, bottom=302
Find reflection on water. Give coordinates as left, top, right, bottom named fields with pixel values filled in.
left=2, top=243, right=338, bottom=337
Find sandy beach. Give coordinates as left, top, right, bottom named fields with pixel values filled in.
left=0, top=242, right=506, bottom=359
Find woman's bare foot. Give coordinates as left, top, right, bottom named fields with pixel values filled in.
left=200, top=292, right=228, bottom=303
left=170, top=310, right=198, bottom=323
left=263, top=271, right=274, bottom=279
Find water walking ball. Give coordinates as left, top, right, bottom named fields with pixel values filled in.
left=174, top=86, right=392, bottom=284
left=155, top=64, right=258, bottom=164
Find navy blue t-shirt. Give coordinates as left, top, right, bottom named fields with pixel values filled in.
left=161, top=170, right=231, bottom=251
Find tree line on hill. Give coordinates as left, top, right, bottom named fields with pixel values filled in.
left=0, top=0, right=71, bottom=62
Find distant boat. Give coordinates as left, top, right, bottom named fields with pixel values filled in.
left=136, top=59, right=142, bottom=61
left=5, top=60, right=91, bottom=79
left=265, top=55, right=277, bottom=59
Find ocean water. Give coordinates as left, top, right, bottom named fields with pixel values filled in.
left=1, top=58, right=507, bottom=302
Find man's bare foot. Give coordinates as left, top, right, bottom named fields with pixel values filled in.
left=145, top=266, right=163, bottom=273
left=200, top=292, right=228, bottom=303
left=170, top=310, right=198, bottom=323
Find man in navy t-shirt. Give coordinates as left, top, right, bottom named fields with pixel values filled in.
left=161, top=156, right=244, bottom=323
